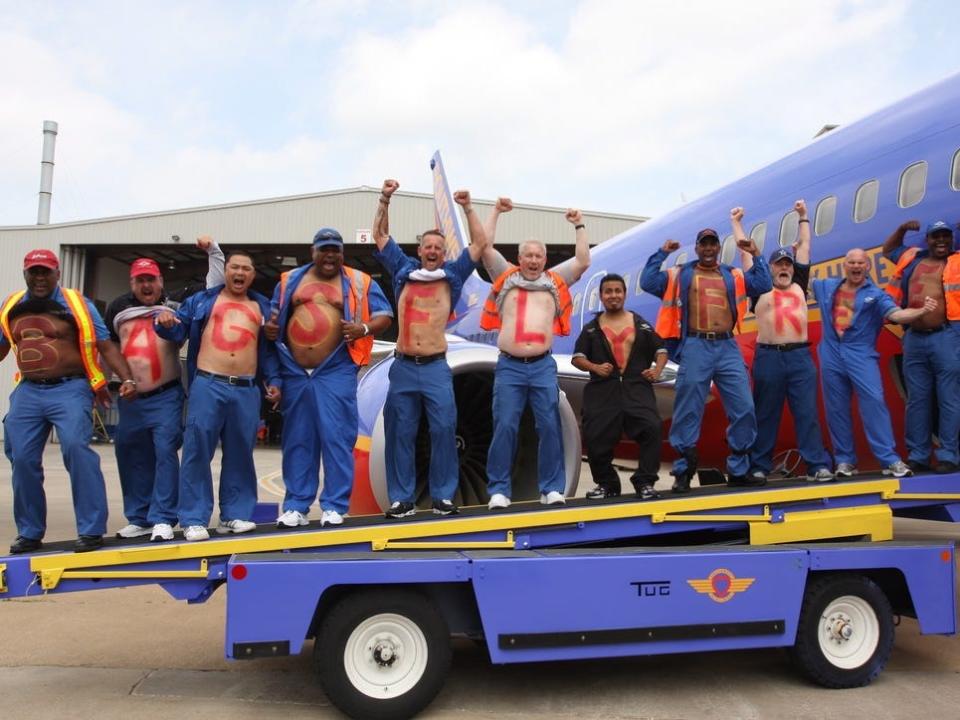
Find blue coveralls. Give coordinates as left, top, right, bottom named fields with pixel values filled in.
left=1, top=288, right=110, bottom=540
left=640, top=251, right=772, bottom=477
left=811, top=277, right=901, bottom=467
left=155, top=286, right=281, bottom=528
left=374, top=237, right=476, bottom=504
left=749, top=265, right=832, bottom=475
left=884, top=246, right=960, bottom=466
left=271, top=265, right=393, bottom=516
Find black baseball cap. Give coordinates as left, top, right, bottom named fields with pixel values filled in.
left=696, top=228, right=719, bottom=244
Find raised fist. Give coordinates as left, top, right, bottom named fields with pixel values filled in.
left=737, top=237, right=759, bottom=256
left=794, top=200, right=807, bottom=218
left=730, top=207, right=745, bottom=223
left=565, top=209, right=583, bottom=225
left=196, top=235, right=213, bottom=250
left=381, top=179, right=399, bottom=197
left=662, top=239, right=680, bottom=253
left=901, top=219, right=921, bottom=232
left=495, top=197, right=513, bottom=213
left=453, top=190, right=472, bottom=207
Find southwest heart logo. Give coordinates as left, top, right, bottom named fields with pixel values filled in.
left=687, top=568, right=755, bottom=603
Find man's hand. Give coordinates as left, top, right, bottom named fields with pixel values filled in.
left=495, top=197, right=513, bottom=213
left=264, top=310, right=279, bottom=341
left=94, top=386, right=112, bottom=409
left=453, top=190, right=472, bottom=207
left=661, top=239, right=680, bottom=253
left=381, top=179, right=399, bottom=199
left=118, top=380, right=137, bottom=400
left=341, top=319, right=367, bottom=342
left=921, top=296, right=938, bottom=313
left=265, top=385, right=281, bottom=410
left=196, top=235, right=214, bottom=251
left=737, top=237, right=759, bottom=257
left=566, top=209, right=583, bottom=225
left=155, top=310, right=180, bottom=328
left=901, top=220, right=921, bottom=233
left=794, top=199, right=808, bottom=219
left=730, top=207, right=745, bottom=224
left=641, top=367, right=662, bottom=382
left=592, top=362, right=614, bottom=378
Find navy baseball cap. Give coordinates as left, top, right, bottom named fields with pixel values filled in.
left=312, top=227, right=343, bottom=248
left=696, top=228, right=719, bottom=243
left=769, top=248, right=795, bottom=264
left=925, top=220, right=953, bottom=237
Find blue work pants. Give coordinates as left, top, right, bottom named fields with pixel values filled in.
left=486, top=354, right=565, bottom=497
left=669, top=337, right=756, bottom=477
left=385, top=357, right=459, bottom=503
left=115, top=384, right=183, bottom=526
left=751, top=346, right=832, bottom=474
left=819, top=341, right=899, bottom=467
left=3, top=378, right=107, bottom=539
left=902, top=327, right=960, bottom=465
left=280, top=357, right=358, bottom=516
left=178, top=375, right=260, bottom=527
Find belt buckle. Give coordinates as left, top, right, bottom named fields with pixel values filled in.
left=414, top=355, right=425, bottom=365
left=704, top=332, right=717, bottom=340
left=228, top=375, right=240, bottom=385
left=777, top=344, right=787, bottom=352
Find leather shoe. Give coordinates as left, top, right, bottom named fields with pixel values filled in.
left=728, top=474, right=766, bottom=487
left=935, top=461, right=959, bottom=474
left=9, top=535, right=42, bottom=554
left=907, top=460, right=932, bottom=473
left=637, top=484, right=660, bottom=500
left=585, top=485, right=621, bottom=500
left=74, top=535, right=104, bottom=553
left=671, top=473, right=692, bottom=494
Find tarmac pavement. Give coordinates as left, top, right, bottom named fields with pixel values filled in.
left=1, top=444, right=959, bottom=719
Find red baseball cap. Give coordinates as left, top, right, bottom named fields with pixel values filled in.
left=129, top=258, right=161, bottom=278
left=23, top=249, right=59, bottom=270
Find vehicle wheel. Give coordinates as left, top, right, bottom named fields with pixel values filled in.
left=789, top=574, right=894, bottom=688
left=315, top=588, right=451, bottom=720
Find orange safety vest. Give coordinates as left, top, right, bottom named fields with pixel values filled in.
left=885, top=248, right=960, bottom=319
left=654, top=265, right=748, bottom=340
left=0, top=288, right=107, bottom=390
left=279, top=266, right=375, bottom=366
left=479, top=267, right=573, bottom=336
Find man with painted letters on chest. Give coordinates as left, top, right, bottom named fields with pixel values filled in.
left=573, top=274, right=667, bottom=501
left=104, top=236, right=225, bottom=542
left=1, top=249, right=136, bottom=554
left=266, top=227, right=393, bottom=529
left=480, top=198, right=591, bottom=509
left=883, top=218, right=960, bottom=474
left=371, top=179, right=489, bottom=518
left=741, top=200, right=833, bottom=483
left=155, top=250, right=281, bottom=542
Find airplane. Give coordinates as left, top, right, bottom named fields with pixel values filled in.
left=347, top=71, right=960, bottom=515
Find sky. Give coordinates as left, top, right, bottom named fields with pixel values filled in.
left=1, top=0, right=959, bottom=226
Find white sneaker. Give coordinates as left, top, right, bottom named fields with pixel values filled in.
left=835, top=463, right=858, bottom=478
left=540, top=491, right=566, bottom=506
left=216, top=519, right=256, bottom=535
left=115, top=524, right=151, bottom=539
left=488, top=493, right=511, bottom=510
left=883, top=460, right=913, bottom=478
left=320, top=510, right=344, bottom=527
left=276, top=510, right=309, bottom=528
left=807, top=468, right=835, bottom=483
left=150, top=523, right=174, bottom=542
left=183, top=525, right=209, bottom=542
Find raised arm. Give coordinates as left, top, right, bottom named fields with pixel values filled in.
left=793, top=200, right=811, bottom=264
left=882, top=219, right=920, bottom=259
left=197, top=235, right=225, bottom=288
left=559, top=208, right=591, bottom=284
left=733, top=207, right=755, bottom=271
left=372, top=179, right=399, bottom=251
left=482, top=197, right=513, bottom=277
left=640, top=240, right=680, bottom=297
left=453, top=190, right=489, bottom=262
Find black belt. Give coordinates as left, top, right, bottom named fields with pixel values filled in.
left=394, top=351, right=446, bottom=365
left=137, top=378, right=182, bottom=399
left=22, top=375, right=85, bottom=385
left=909, top=324, right=949, bottom=335
left=757, top=341, right=810, bottom=352
left=500, top=351, right=551, bottom=363
left=196, top=369, right=256, bottom=387
left=690, top=331, right=733, bottom=341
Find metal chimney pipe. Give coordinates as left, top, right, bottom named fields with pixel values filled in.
left=37, top=120, right=58, bottom=225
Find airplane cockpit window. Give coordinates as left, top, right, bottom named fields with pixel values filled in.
left=721, top=234, right=737, bottom=264
left=622, top=273, right=631, bottom=293
left=635, top=273, right=644, bottom=296
left=815, top=196, right=837, bottom=236
left=573, top=292, right=582, bottom=312
left=674, top=252, right=688, bottom=266
left=779, top=210, right=799, bottom=247
left=898, top=161, right=927, bottom=208
left=750, top=222, right=767, bottom=252
left=854, top=180, right=879, bottom=222
left=952, top=149, right=960, bottom=190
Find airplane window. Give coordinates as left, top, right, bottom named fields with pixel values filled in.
left=622, top=273, right=631, bottom=292
left=815, top=196, right=837, bottom=236
left=721, top=234, right=737, bottom=264
left=750, top=222, right=767, bottom=251
left=853, top=180, right=879, bottom=223
left=573, top=292, right=582, bottom=313
left=589, top=288, right=599, bottom=311
left=674, top=252, right=688, bottom=266
left=899, top=161, right=927, bottom=208
left=952, top=149, right=960, bottom=190
left=635, top=273, right=644, bottom=295
left=779, top=210, right=799, bottom=247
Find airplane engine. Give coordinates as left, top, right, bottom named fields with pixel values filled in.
left=349, top=342, right=582, bottom=514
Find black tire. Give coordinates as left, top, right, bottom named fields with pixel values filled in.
left=315, top=588, right=452, bottom=720
left=789, top=574, right=894, bottom=688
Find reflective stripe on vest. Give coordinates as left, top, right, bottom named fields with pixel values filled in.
left=943, top=255, right=960, bottom=321
left=479, top=268, right=573, bottom=336
left=884, top=247, right=920, bottom=306
left=654, top=266, right=747, bottom=340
